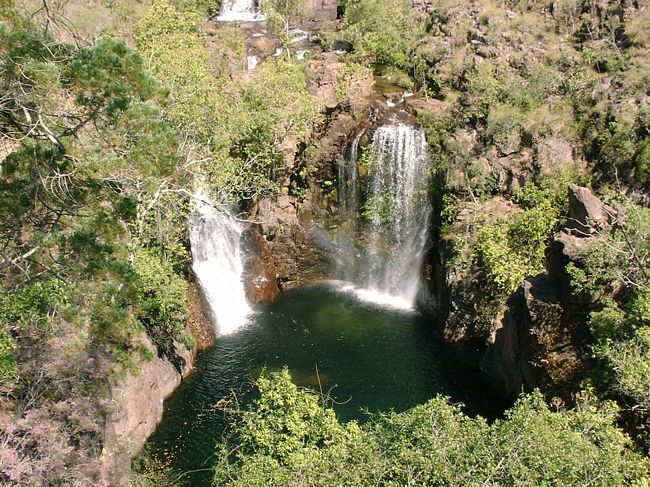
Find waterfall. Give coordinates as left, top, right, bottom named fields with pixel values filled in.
left=247, top=55, right=259, bottom=70
left=339, top=129, right=364, bottom=216
left=189, top=194, right=252, bottom=335
left=217, top=0, right=264, bottom=22
left=336, top=120, right=430, bottom=309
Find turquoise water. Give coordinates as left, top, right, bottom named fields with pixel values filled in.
left=147, top=282, right=505, bottom=485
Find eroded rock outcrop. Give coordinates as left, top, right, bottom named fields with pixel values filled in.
left=245, top=193, right=332, bottom=295
left=481, top=275, right=575, bottom=399
left=480, top=185, right=612, bottom=399
left=102, top=337, right=194, bottom=485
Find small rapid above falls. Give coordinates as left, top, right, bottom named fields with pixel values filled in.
left=189, top=195, right=252, bottom=335
left=336, top=119, right=431, bottom=309
left=217, top=0, right=264, bottom=22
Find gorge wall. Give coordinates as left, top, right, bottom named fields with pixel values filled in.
left=102, top=284, right=214, bottom=484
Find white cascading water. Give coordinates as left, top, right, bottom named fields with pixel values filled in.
left=247, top=55, right=259, bottom=70
left=217, top=0, right=264, bottom=22
left=189, top=194, right=252, bottom=335
left=337, top=121, right=431, bottom=309
left=339, top=129, right=364, bottom=217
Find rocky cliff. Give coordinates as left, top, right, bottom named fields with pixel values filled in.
left=435, top=184, right=616, bottom=400
left=102, top=283, right=214, bottom=484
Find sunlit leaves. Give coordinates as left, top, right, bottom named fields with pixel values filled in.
left=214, top=372, right=649, bottom=486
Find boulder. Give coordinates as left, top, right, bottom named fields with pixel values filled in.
left=550, top=185, right=612, bottom=304
left=533, top=137, right=576, bottom=177
left=565, top=184, right=610, bottom=236
left=305, top=0, right=339, bottom=27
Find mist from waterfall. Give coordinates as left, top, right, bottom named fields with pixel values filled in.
left=336, top=120, right=431, bottom=309
left=189, top=194, right=252, bottom=335
left=217, top=0, right=264, bottom=22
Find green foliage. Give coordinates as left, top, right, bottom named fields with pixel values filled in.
left=133, top=247, right=193, bottom=356
left=574, top=204, right=650, bottom=292
left=636, top=136, right=650, bottom=185
left=486, top=103, right=524, bottom=154
left=569, top=202, right=650, bottom=439
left=214, top=372, right=649, bottom=486
left=214, top=369, right=381, bottom=486
left=261, top=0, right=307, bottom=54
left=475, top=221, right=535, bottom=295
left=417, top=112, right=454, bottom=172
left=210, top=60, right=322, bottom=200
left=588, top=288, right=650, bottom=413
left=334, top=61, right=372, bottom=102
left=0, top=281, right=68, bottom=331
left=0, top=328, right=17, bottom=380
left=1, top=2, right=193, bottom=371
left=474, top=187, right=563, bottom=296
left=340, top=0, right=420, bottom=70
left=135, top=0, right=223, bottom=143
left=66, top=37, right=161, bottom=117
left=238, top=369, right=342, bottom=460
left=136, top=1, right=320, bottom=200
left=361, top=194, right=393, bottom=224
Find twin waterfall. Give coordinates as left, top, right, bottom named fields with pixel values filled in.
left=336, top=120, right=431, bottom=309
left=189, top=197, right=252, bottom=335
left=188, top=118, right=430, bottom=336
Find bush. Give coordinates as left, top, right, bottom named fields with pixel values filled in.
left=0, top=329, right=17, bottom=380
left=213, top=371, right=649, bottom=486
left=340, top=0, right=419, bottom=69
left=474, top=185, right=563, bottom=296
left=133, top=247, right=193, bottom=357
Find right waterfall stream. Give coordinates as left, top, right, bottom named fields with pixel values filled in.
left=336, top=118, right=431, bottom=309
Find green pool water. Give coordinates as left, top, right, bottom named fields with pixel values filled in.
left=147, top=282, right=506, bottom=485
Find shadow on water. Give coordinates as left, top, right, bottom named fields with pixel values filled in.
left=147, top=282, right=509, bottom=486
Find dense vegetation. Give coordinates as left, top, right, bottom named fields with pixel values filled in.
left=212, top=369, right=648, bottom=486
left=1, top=0, right=648, bottom=484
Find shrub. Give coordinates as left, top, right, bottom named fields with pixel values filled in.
left=213, top=372, right=649, bottom=486
left=474, top=185, right=563, bottom=296
left=0, top=329, right=17, bottom=380
left=133, top=247, right=193, bottom=357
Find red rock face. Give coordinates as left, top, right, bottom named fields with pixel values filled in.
left=242, top=226, right=282, bottom=303
left=305, top=0, right=339, bottom=27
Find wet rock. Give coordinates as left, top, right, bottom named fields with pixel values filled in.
left=249, top=194, right=331, bottom=292
left=186, top=282, right=217, bottom=350
left=242, top=226, right=281, bottom=303
left=332, top=40, right=353, bottom=52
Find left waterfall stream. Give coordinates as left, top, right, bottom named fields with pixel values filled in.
left=189, top=194, right=252, bottom=336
